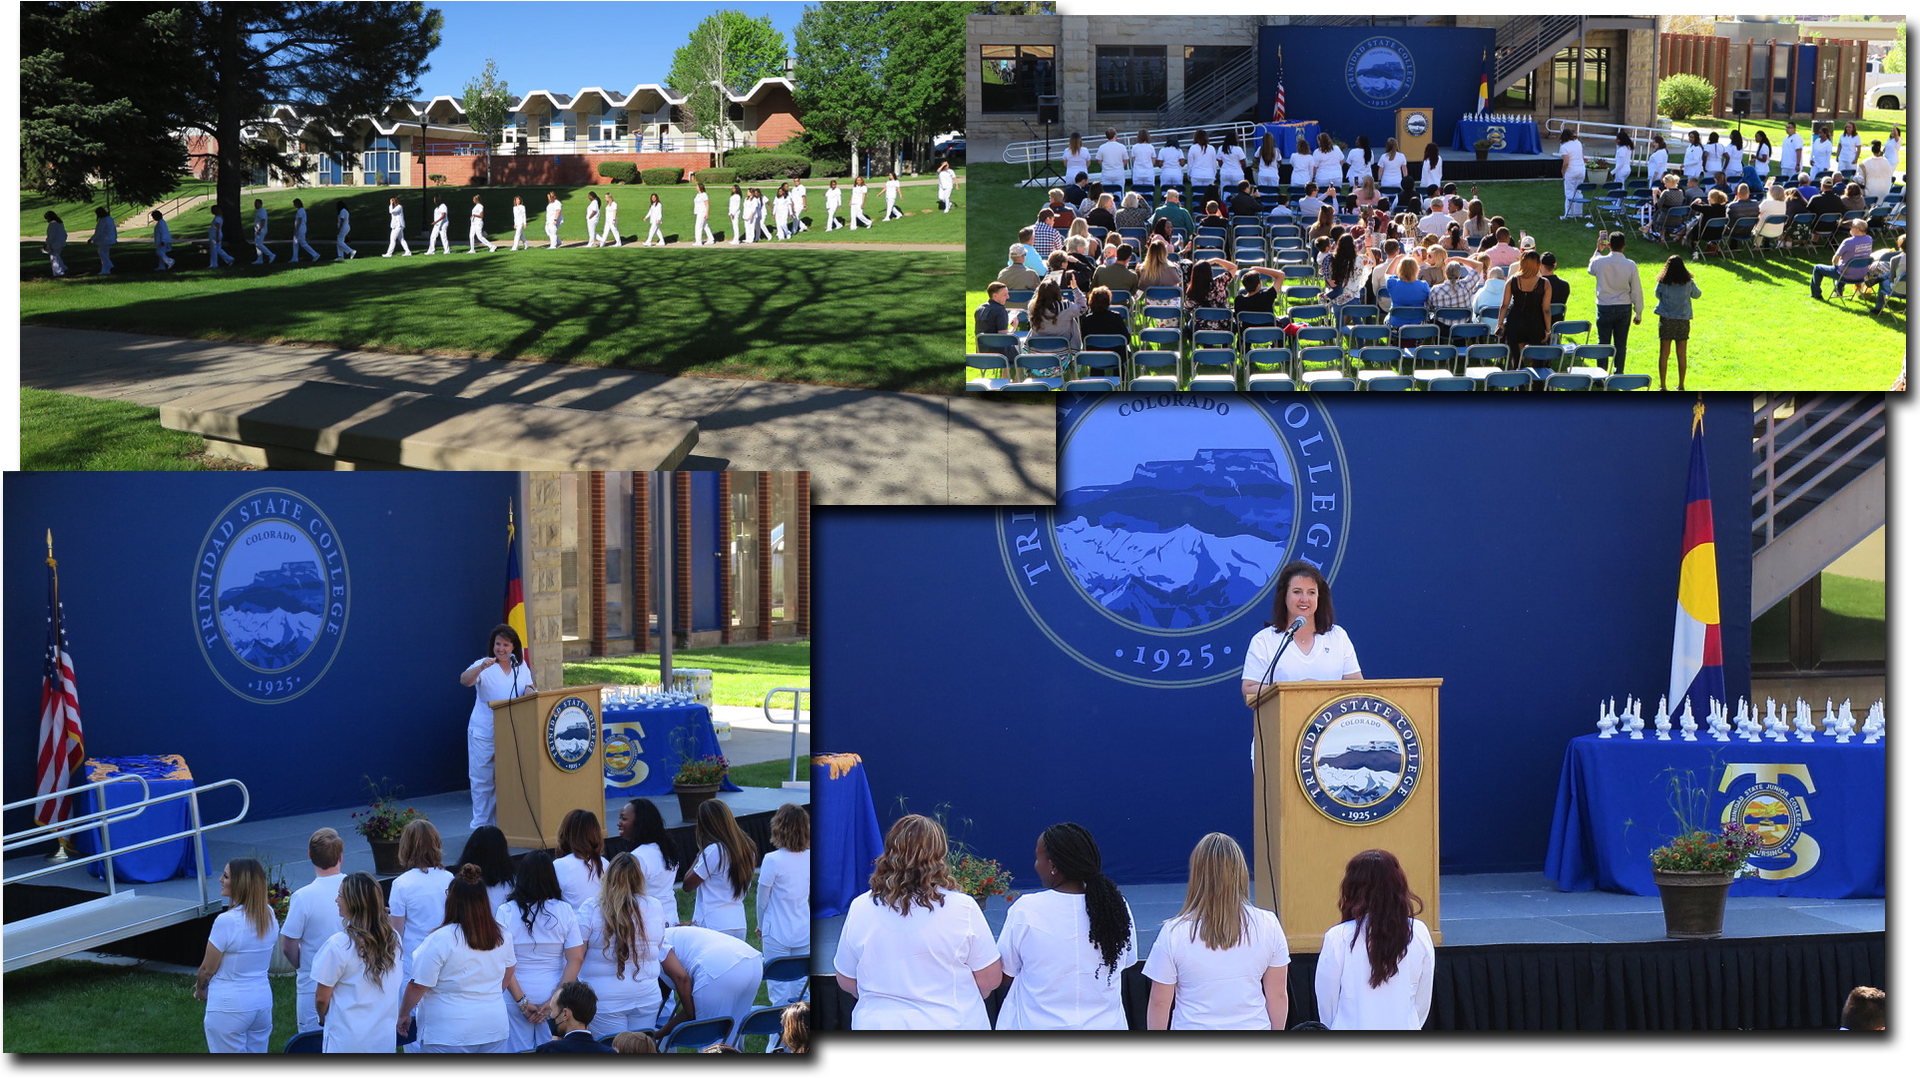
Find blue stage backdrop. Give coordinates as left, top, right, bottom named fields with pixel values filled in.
left=5, top=473, right=517, bottom=834
left=815, top=396, right=1753, bottom=885
left=1257, top=25, right=1496, bottom=155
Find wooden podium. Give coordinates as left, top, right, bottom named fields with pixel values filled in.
left=490, top=685, right=608, bottom=850
left=1250, top=677, right=1441, bottom=951
left=1395, top=107, right=1434, bottom=168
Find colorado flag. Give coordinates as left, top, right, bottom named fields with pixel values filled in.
left=1668, top=400, right=1725, bottom=719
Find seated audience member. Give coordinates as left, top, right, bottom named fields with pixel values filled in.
left=1439, top=221, right=1471, bottom=254
left=1462, top=199, right=1492, bottom=240
left=1683, top=188, right=1729, bottom=249
left=1781, top=185, right=1814, bottom=247
left=1183, top=257, right=1237, bottom=328
left=778, top=1002, right=809, bottom=1053
left=1296, top=183, right=1326, bottom=222
left=1147, top=190, right=1193, bottom=235
left=1448, top=195, right=1470, bottom=226
left=1063, top=237, right=1097, bottom=292
left=532, top=981, right=617, bottom=1053
left=1810, top=218, right=1875, bottom=300
left=1867, top=234, right=1905, bottom=314
left=1093, top=244, right=1139, bottom=293
left=1042, top=249, right=1084, bottom=297
left=1417, top=198, right=1453, bottom=239
left=1650, top=175, right=1689, bottom=239
left=998, top=245, right=1041, bottom=292
left=611, top=1031, right=657, bottom=1053
left=1795, top=172, right=1819, bottom=202
left=1308, top=204, right=1338, bottom=244
left=1472, top=264, right=1511, bottom=323
left=1077, top=180, right=1105, bottom=217
left=1321, top=234, right=1373, bottom=309
left=1380, top=258, right=1432, bottom=324
left=1725, top=184, right=1761, bottom=228
left=1077, top=285, right=1131, bottom=345
left=1806, top=177, right=1845, bottom=221
left=1028, top=278, right=1086, bottom=353
left=1483, top=228, right=1521, bottom=270
left=1196, top=201, right=1231, bottom=233
left=1426, top=259, right=1485, bottom=323
left=973, top=283, right=1015, bottom=359
left=1756, top=185, right=1790, bottom=245
left=1369, top=238, right=1403, bottom=306
left=1114, top=192, right=1151, bottom=231
left=1086, top=192, right=1117, bottom=231
left=1135, top=237, right=1182, bottom=290
left=1229, top=181, right=1264, bottom=217
left=1839, top=986, right=1886, bottom=1031
left=1408, top=246, right=1441, bottom=288
left=1537, top=252, right=1569, bottom=307
left=1838, top=182, right=1868, bottom=215
left=1015, top=227, right=1046, bottom=274
left=1232, top=267, right=1288, bottom=320
left=1031, top=210, right=1062, bottom=261
left=1045, top=187, right=1077, bottom=228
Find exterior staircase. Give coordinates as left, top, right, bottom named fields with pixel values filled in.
left=1749, top=394, right=1885, bottom=618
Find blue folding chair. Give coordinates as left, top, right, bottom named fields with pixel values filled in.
left=1352, top=346, right=1404, bottom=389
left=1295, top=344, right=1349, bottom=386
left=658, top=1016, right=735, bottom=1053
left=1128, top=347, right=1182, bottom=390
left=284, top=1031, right=323, bottom=1053
left=1520, top=344, right=1565, bottom=380
left=1482, top=369, right=1534, bottom=391
left=1408, top=345, right=1459, bottom=387
left=1288, top=304, right=1331, bottom=326
left=731, top=1005, right=789, bottom=1050
left=1565, top=344, right=1614, bottom=380
left=965, top=352, right=1011, bottom=392
left=1245, top=347, right=1292, bottom=389
left=1544, top=372, right=1596, bottom=390
left=1604, top=373, right=1653, bottom=391
left=1424, top=376, right=1477, bottom=391
left=1070, top=350, right=1125, bottom=387
left=1188, top=348, right=1241, bottom=391
left=1460, top=343, right=1511, bottom=385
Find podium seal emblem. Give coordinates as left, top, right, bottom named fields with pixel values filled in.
left=1296, top=693, right=1423, bottom=824
left=545, top=696, right=598, bottom=772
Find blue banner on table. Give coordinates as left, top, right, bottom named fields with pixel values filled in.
left=78, top=755, right=208, bottom=883
left=1252, top=122, right=1320, bottom=161
left=1451, top=117, right=1543, bottom=156
left=1546, top=735, right=1885, bottom=899
left=812, top=754, right=883, bottom=920
left=600, top=702, right=740, bottom=797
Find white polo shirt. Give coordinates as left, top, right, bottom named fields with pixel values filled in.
left=1242, top=623, right=1360, bottom=688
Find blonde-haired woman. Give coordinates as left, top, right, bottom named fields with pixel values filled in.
left=195, top=857, right=279, bottom=1051
left=578, top=852, right=677, bottom=1036
left=1142, top=833, right=1290, bottom=1030
left=388, top=818, right=452, bottom=1050
left=313, top=872, right=405, bottom=1053
left=831, top=814, right=1002, bottom=1029
left=682, top=799, right=757, bottom=940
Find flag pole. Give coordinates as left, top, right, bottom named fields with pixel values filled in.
left=44, top=529, right=76, bottom=864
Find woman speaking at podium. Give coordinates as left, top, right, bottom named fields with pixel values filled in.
left=1240, top=561, right=1362, bottom=709
left=460, top=624, right=533, bottom=832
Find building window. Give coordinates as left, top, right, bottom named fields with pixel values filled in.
left=1552, top=47, right=1610, bottom=109
left=605, top=472, right=632, bottom=639
left=1096, top=46, right=1168, bottom=114
left=980, top=44, right=1055, bottom=114
left=1184, top=45, right=1250, bottom=94
left=1496, top=71, right=1535, bottom=111
left=363, top=135, right=398, bottom=185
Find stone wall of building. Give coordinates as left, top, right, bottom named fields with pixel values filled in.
left=524, top=472, right=565, bottom=697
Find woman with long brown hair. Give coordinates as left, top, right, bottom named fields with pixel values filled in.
left=832, top=814, right=1002, bottom=1029
left=194, top=857, right=279, bottom=1052
left=400, top=864, right=538, bottom=1052
left=553, top=808, right=609, bottom=910
left=683, top=798, right=757, bottom=939
left=1136, top=236, right=1180, bottom=289
left=1314, top=849, right=1434, bottom=1029
left=758, top=804, right=812, bottom=1007
left=313, top=872, right=404, bottom=1053
left=1142, top=833, right=1289, bottom=1029
left=580, top=852, right=679, bottom=1035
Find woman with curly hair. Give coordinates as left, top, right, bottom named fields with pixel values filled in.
left=313, top=872, right=404, bottom=1053
left=1142, top=833, right=1290, bottom=1030
left=553, top=808, right=608, bottom=911
left=496, top=851, right=585, bottom=1051
left=682, top=799, right=758, bottom=940
left=995, top=822, right=1136, bottom=1030
left=832, top=814, right=1002, bottom=1029
left=1314, top=849, right=1434, bottom=1029
left=758, top=804, right=812, bottom=1007
left=579, top=852, right=676, bottom=1035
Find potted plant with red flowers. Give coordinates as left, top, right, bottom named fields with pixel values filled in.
left=1649, top=821, right=1765, bottom=938
left=671, top=753, right=729, bottom=822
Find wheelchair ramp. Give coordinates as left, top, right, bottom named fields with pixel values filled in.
left=2, top=890, right=216, bottom=973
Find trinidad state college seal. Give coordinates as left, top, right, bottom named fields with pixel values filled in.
left=1297, top=693, right=1424, bottom=825
left=193, top=488, right=349, bottom=704
left=546, top=696, right=598, bottom=772
left=1000, top=393, right=1352, bottom=689
left=1346, top=36, right=1416, bottom=111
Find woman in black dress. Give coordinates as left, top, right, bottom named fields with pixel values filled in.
left=1494, top=250, right=1552, bottom=372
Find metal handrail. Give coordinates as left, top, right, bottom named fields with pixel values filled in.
left=2, top=774, right=152, bottom=853
left=1495, top=15, right=1584, bottom=89
left=1003, top=120, right=1257, bottom=169
left=1154, top=51, right=1260, bottom=132
left=1751, top=393, right=1886, bottom=547
left=762, top=687, right=811, bottom=783
left=3, top=778, right=251, bottom=911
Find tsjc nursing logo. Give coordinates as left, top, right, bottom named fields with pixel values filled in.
left=193, top=488, right=349, bottom=704
left=1000, top=393, right=1353, bottom=689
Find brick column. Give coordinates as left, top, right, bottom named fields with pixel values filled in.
left=632, top=475, right=650, bottom=653
left=587, top=471, right=606, bottom=655
left=524, top=472, right=565, bottom=695
left=674, top=473, right=692, bottom=647
left=795, top=473, right=811, bottom=637
left=756, top=473, right=774, bottom=642
left=716, top=472, right=734, bottom=645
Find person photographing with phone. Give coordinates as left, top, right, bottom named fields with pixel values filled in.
left=459, top=624, right=532, bottom=831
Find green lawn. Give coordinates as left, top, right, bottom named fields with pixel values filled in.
left=23, top=179, right=219, bottom=232
left=21, top=236, right=959, bottom=393
left=564, top=642, right=809, bottom=709
left=1682, top=107, right=1905, bottom=151
left=965, top=163, right=1906, bottom=389
left=1751, top=572, right=1886, bottom=664
left=20, top=388, right=246, bottom=470
left=2, top=958, right=301, bottom=1053
left=786, top=176, right=964, bottom=244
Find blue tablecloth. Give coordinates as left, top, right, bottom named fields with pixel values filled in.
left=1252, top=121, right=1321, bottom=159
left=601, top=703, right=740, bottom=797
left=77, top=755, right=206, bottom=884
left=1451, top=117, right=1542, bottom=156
left=1546, top=733, right=1885, bottom=898
left=813, top=754, right=883, bottom=919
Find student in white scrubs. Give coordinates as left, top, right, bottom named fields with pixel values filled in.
left=544, top=191, right=563, bottom=248
left=576, top=853, right=670, bottom=1036
left=822, top=180, right=843, bottom=231
left=290, top=198, right=321, bottom=261
left=1143, top=833, right=1290, bottom=1030
left=727, top=184, right=744, bottom=243
left=43, top=211, right=68, bottom=276
left=1559, top=129, right=1586, bottom=218
left=400, top=865, right=536, bottom=1053
left=387, top=819, right=453, bottom=1004
left=833, top=815, right=1002, bottom=1029
left=1314, top=849, right=1435, bottom=1030
left=1062, top=131, right=1092, bottom=190
left=692, top=184, right=715, bottom=245
left=757, top=804, right=812, bottom=1008
left=996, top=822, right=1137, bottom=1030
left=536, top=815, right=602, bottom=918
left=613, top=799, right=682, bottom=906
left=683, top=799, right=756, bottom=939
left=281, top=828, right=347, bottom=1034
left=1131, top=128, right=1159, bottom=194
left=312, top=872, right=405, bottom=1054
left=510, top=196, right=528, bottom=250
left=1613, top=131, right=1635, bottom=188
left=333, top=201, right=354, bottom=260
left=792, top=180, right=810, bottom=231
left=195, top=857, right=279, bottom=1052
left=467, top=195, right=497, bottom=252
left=425, top=195, right=452, bottom=254
left=1779, top=122, right=1804, bottom=178
left=643, top=193, right=665, bottom=246
left=458, top=624, right=530, bottom=830
left=659, top=926, right=764, bottom=1036
left=90, top=205, right=120, bottom=274
left=1837, top=121, right=1862, bottom=174
left=755, top=186, right=774, bottom=240
left=849, top=177, right=873, bottom=228
left=882, top=172, right=904, bottom=221
left=150, top=210, right=175, bottom=270
left=937, top=160, right=957, bottom=212
left=249, top=199, right=273, bottom=264
left=1241, top=560, right=1363, bottom=715
left=209, top=206, right=235, bottom=267
left=384, top=197, right=412, bottom=257
left=584, top=192, right=602, bottom=248
left=601, top=194, right=622, bottom=247
left=496, top=852, right=585, bottom=1051
left=1810, top=126, right=1835, bottom=177
left=773, top=183, right=793, bottom=238
left=1289, top=137, right=1314, bottom=190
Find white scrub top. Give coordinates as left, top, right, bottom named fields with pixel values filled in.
left=833, top=888, right=997, bottom=1030
left=1140, top=905, right=1289, bottom=1030
left=996, top=888, right=1137, bottom=1030
left=1315, top=916, right=1435, bottom=1030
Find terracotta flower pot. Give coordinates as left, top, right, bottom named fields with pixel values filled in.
left=673, top=783, right=722, bottom=823
left=1653, top=869, right=1734, bottom=938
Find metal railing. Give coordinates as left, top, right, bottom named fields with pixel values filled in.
left=1154, top=50, right=1260, bottom=132
left=4, top=777, right=252, bottom=912
left=1004, top=120, right=1257, bottom=170
left=467, top=133, right=778, bottom=157
left=1751, top=394, right=1886, bottom=549
left=1494, top=15, right=1584, bottom=91
left=762, top=687, right=811, bottom=784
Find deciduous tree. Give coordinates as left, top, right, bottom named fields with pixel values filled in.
left=793, top=2, right=891, bottom=178
left=461, top=57, right=510, bottom=185
left=668, top=10, right=788, bottom=164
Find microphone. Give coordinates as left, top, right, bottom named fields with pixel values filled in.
left=1253, top=616, right=1308, bottom=707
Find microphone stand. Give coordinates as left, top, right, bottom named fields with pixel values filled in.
left=1250, top=616, right=1303, bottom=919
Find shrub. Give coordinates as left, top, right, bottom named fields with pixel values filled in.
left=597, top=161, right=638, bottom=184
left=731, top=154, right=812, bottom=181
left=1658, top=74, right=1717, bottom=122
left=810, top=158, right=851, bottom=180
left=692, top=168, right=739, bottom=185
left=640, top=166, right=685, bottom=185
left=723, top=146, right=777, bottom=159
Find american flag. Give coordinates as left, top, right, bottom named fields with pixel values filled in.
left=36, top=544, right=85, bottom=827
left=1271, top=52, right=1287, bottom=123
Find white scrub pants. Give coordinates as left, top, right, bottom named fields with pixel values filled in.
left=251, top=228, right=273, bottom=263
left=427, top=219, right=451, bottom=254
left=760, top=939, right=806, bottom=1008
left=603, top=219, right=623, bottom=246
left=96, top=239, right=116, bottom=273
left=334, top=225, right=352, bottom=259
left=585, top=213, right=601, bottom=247
left=422, top=1040, right=505, bottom=1054
left=467, top=717, right=495, bottom=831
left=295, top=980, right=321, bottom=1034
left=586, top=988, right=663, bottom=1039
left=211, top=235, right=234, bottom=267
left=757, top=211, right=773, bottom=241
left=742, top=212, right=757, bottom=245
left=794, top=201, right=809, bottom=230
left=511, top=225, right=527, bottom=250
left=545, top=220, right=561, bottom=248
left=385, top=225, right=412, bottom=256
left=695, top=213, right=713, bottom=244
left=645, top=222, right=664, bottom=245
left=727, top=212, right=741, bottom=243
left=205, top=1006, right=271, bottom=1052
left=155, top=240, right=173, bottom=269
left=825, top=205, right=841, bottom=231
left=940, top=185, right=954, bottom=212
left=47, top=241, right=67, bottom=276
left=468, top=220, right=497, bottom=252
left=502, top=972, right=564, bottom=1052
left=292, top=227, right=319, bottom=262
left=852, top=201, right=872, bottom=228
left=775, top=211, right=790, bottom=238
left=689, top=956, right=762, bottom=1034
left=1563, top=174, right=1584, bottom=218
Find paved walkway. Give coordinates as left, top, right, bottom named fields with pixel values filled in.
left=21, top=326, right=1055, bottom=505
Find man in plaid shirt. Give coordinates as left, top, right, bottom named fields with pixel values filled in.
left=1426, top=259, right=1485, bottom=324
left=1031, top=209, right=1063, bottom=262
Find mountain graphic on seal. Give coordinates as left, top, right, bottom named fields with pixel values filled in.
left=218, top=561, right=323, bottom=668
left=1056, top=449, right=1293, bottom=628
left=1319, top=740, right=1402, bottom=772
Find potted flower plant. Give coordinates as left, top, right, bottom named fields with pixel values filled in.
left=1649, top=821, right=1765, bottom=938
left=1473, top=138, right=1492, bottom=162
left=671, top=753, right=728, bottom=822
left=949, top=850, right=1015, bottom=903
left=350, top=776, right=423, bottom=876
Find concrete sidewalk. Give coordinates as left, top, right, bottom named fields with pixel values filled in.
left=20, top=326, right=1055, bottom=505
